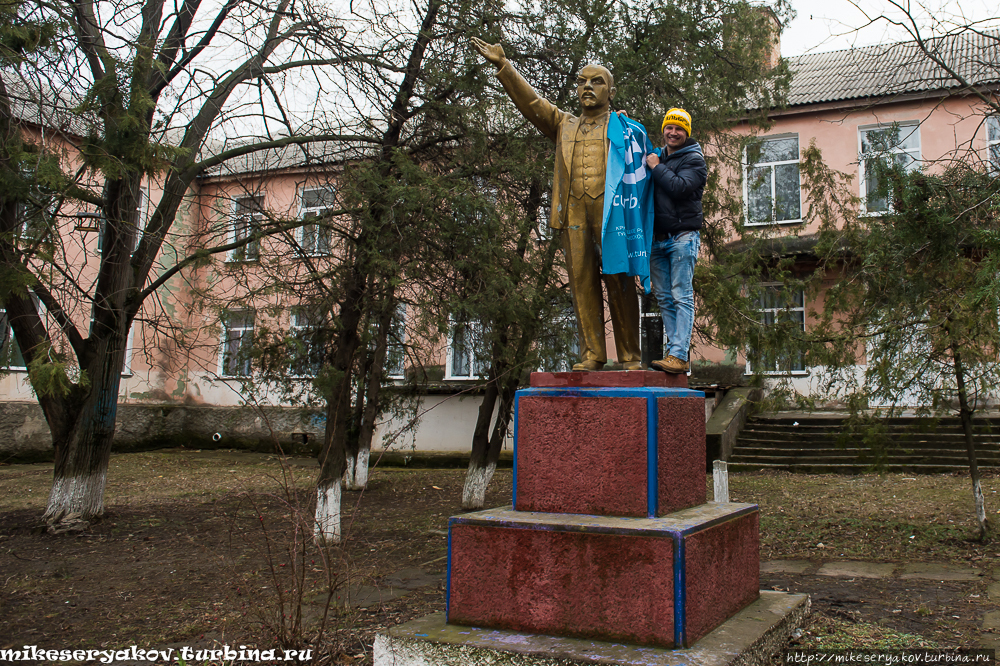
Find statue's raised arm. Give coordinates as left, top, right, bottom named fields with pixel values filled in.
left=469, top=37, right=561, bottom=142
left=470, top=37, right=505, bottom=68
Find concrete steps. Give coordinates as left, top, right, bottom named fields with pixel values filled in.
left=729, top=413, right=1000, bottom=473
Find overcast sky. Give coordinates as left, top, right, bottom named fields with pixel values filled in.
left=780, top=0, right=1000, bottom=57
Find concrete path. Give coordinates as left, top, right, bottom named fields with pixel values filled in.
left=762, top=559, right=998, bottom=647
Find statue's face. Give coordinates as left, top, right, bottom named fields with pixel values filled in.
left=576, top=65, right=615, bottom=110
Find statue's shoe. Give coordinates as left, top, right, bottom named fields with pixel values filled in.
left=571, top=360, right=604, bottom=371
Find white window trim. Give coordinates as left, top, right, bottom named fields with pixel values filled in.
left=746, top=283, right=808, bottom=376
left=298, top=187, right=335, bottom=256
left=987, top=116, right=1000, bottom=173
left=385, top=303, right=406, bottom=379
left=121, top=323, right=135, bottom=377
left=227, top=195, right=264, bottom=262
left=0, top=308, right=27, bottom=371
left=219, top=310, right=255, bottom=378
left=742, top=133, right=803, bottom=227
left=858, top=122, right=921, bottom=216
left=536, top=310, right=579, bottom=373
left=445, top=318, right=485, bottom=380
left=289, top=310, right=321, bottom=378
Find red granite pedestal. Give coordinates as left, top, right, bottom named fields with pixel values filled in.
left=447, top=504, right=760, bottom=648
left=389, top=370, right=764, bottom=657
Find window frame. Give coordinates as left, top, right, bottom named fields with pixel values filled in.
left=536, top=308, right=579, bottom=373
left=742, top=134, right=803, bottom=227
left=639, top=292, right=666, bottom=367
left=219, top=309, right=255, bottom=378
left=746, top=283, right=807, bottom=376
left=858, top=122, right=921, bottom=215
left=445, top=317, right=486, bottom=380
left=987, top=116, right=1000, bottom=173
left=385, top=303, right=407, bottom=380
left=227, top=195, right=265, bottom=262
left=298, top=187, right=336, bottom=256
left=289, top=309, right=324, bottom=378
left=0, top=309, right=27, bottom=371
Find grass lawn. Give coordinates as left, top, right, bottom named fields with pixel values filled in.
left=1, top=450, right=996, bottom=661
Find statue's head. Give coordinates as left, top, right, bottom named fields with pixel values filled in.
left=576, top=64, right=616, bottom=111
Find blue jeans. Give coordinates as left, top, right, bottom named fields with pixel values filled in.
left=649, top=231, right=700, bottom=362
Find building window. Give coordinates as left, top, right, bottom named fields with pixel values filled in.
left=988, top=116, right=1000, bottom=171
left=744, top=135, right=801, bottom=225
left=290, top=309, right=324, bottom=377
left=748, top=285, right=805, bottom=374
left=220, top=310, right=255, bottom=377
left=385, top=304, right=406, bottom=379
left=299, top=188, right=335, bottom=256
left=640, top=293, right=665, bottom=367
left=535, top=192, right=553, bottom=241
left=446, top=318, right=486, bottom=379
left=229, top=195, right=264, bottom=261
left=859, top=123, right=920, bottom=214
left=537, top=309, right=579, bottom=372
left=94, top=189, right=147, bottom=254
left=0, top=310, right=26, bottom=370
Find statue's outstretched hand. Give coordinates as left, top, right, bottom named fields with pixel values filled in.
left=471, top=37, right=505, bottom=66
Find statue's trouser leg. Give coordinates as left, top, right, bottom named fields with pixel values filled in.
left=563, top=195, right=607, bottom=366
left=605, top=272, right=641, bottom=364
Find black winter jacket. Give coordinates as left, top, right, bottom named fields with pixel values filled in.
left=650, top=138, right=707, bottom=236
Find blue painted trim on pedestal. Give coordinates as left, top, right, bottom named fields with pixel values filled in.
left=445, top=517, right=455, bottom=621
left=673, top=533, right=686, bottom=647
left=514, top=386, right=703, bottom=518
left=676, top=504, right=758, bottom=537
left=512, top=397, right=519, bottom=508
left=646, top=396, right=658, bottom=518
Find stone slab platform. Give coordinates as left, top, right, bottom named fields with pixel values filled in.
left=374, top=591, right=810, bottom=666
left=514, top=387, right=705, bottom=518
left=447, top=504, right=759, bottom=648
left=530, top=371, right=687, bottom=388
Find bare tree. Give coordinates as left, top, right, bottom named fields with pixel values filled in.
left=0, top=0, right=368, bottom=531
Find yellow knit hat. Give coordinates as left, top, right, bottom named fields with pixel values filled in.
left=661, top=108, right=692, bottom=137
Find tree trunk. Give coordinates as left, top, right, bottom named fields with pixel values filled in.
left=314, top=268, right=366, bottom=544
left=462, top=378, right=500, bottom=509
left=461, top=192, right=558, bottom=510
left=953, top=346, right=988, bottom=540
left=348, top=295, right=395, bottom=491
left=37, top=170, right=140, bottom=531
left=43, top=325, right=130, bottom=531
left=342, top=353, right=370, bottom=491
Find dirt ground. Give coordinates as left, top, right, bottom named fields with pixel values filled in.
left=1, top=450, right=997, bottom=664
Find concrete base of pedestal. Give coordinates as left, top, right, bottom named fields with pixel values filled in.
left=373, top=591, right=810, bottom=666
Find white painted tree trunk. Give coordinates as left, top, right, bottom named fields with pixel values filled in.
left=353, top=448, right=369, bottom=489
left=314, top=482, right=341, bottom=544
left=341, top=448, right=370, bottom=490
left=43, top=471, right=109, bottom=532
left=974, top=477, right=988, bottom=537
left=461, top=460, right=496, bottom=510
left=342, top=452, right=356, bottom=489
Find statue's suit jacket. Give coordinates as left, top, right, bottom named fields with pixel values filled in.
left=495, top=61, right=608, bottom=231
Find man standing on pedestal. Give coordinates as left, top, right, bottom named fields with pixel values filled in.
left=646, top=109, right=706, bottom=374
left=471, top=38, right=648, bottom=372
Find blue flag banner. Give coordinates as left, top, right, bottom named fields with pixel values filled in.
left=602, top=113, right=655, bottom=293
